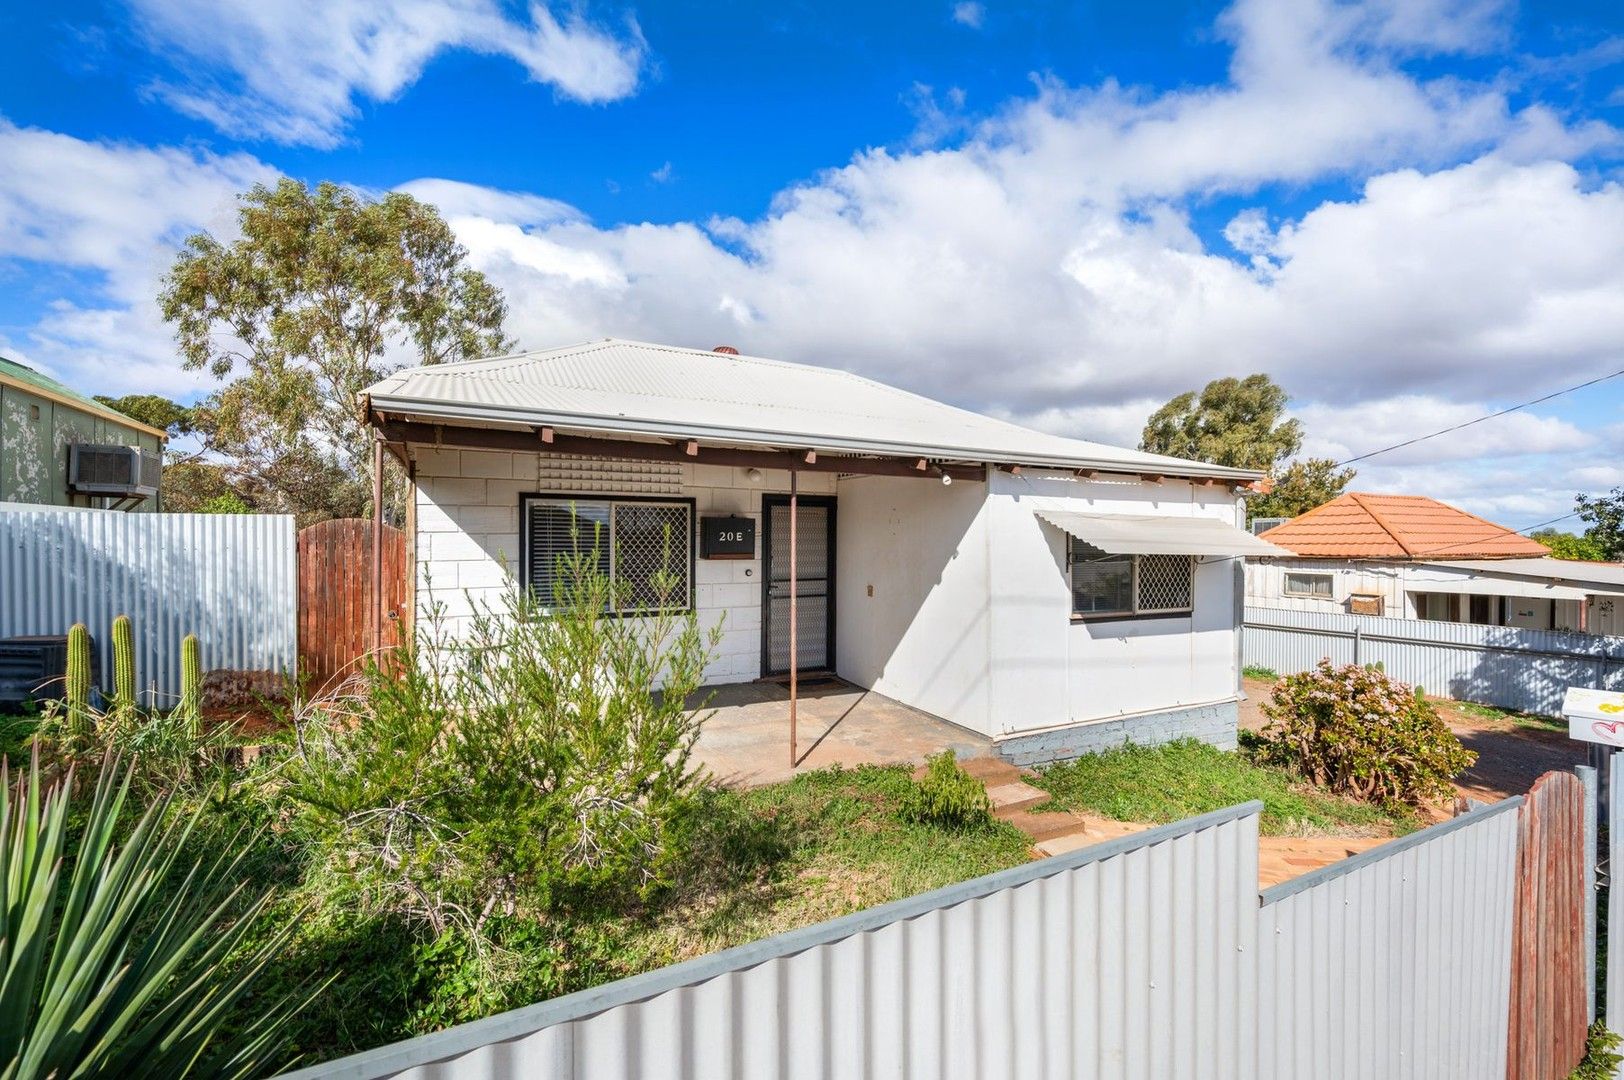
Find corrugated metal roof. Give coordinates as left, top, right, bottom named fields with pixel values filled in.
left=0, top=355, right=170, bottom=440
left=1036, top=509, right=1289, bottom=556
left=1257, top=492, right=1552, bottom=559
left=363, top=339, right=1262, bottom=481
left=1432, top=557, right=1624, bottom=591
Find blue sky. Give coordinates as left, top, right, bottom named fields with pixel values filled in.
left=0, top=0, right=1621, bottom=525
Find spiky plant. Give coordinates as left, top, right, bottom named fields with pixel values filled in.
left=62, top=623, right=93, bottom=741
left=110, top=613, right=137, bottom=722
left=178, top=633, right=203, bottom=738
left=0, top=754, right=307, bottom=1078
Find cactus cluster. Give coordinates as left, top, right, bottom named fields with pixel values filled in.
left=64, top=622, right=93, bottom=739
left=56, top=616, right=205, bottom=741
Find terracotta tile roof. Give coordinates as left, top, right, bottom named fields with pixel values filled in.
left=1255, top=492, right=1552, bottom=560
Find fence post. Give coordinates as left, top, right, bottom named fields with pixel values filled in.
left=1353, top=623, right=1362, bottom=666
left=1579, top=764, right=1598, bottom=1024
left=1609, top=758, right=1624, bottom=1074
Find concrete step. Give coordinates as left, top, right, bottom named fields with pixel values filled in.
left=941, top=755, right=1028, bottom=785
left=1000, top=808, right=1095, bottom=843
left=1032, top=817, right=1154, bottom=858
left=987, top=780, right=1051, bottom=817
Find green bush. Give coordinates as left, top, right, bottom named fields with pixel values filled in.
left=1571, top=1023, right=1624, bottom=1080
left=1257, top=658, right=1474, bottom=805
left=282, top=548, right=722, bottom=970
left=900, top=751, right=993, bottom=830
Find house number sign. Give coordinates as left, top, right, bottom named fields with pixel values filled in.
left=700, top=515, right=756, bottom=559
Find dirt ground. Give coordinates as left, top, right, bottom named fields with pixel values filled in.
left=1239, top=676, right=1587, bottom=806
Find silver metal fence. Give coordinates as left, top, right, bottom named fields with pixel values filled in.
left=1256, top=800, right=1521, bottom=1080
left=282, top=797, right=1530, bottom=1080
left=1245, top=604, right=1624, bottom=714
left=0, top=505, right=296, bottom=702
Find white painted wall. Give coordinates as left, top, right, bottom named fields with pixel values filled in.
left=984, top=470, right=1244, bottom=738
left=1246, top=558, right=1607, bottom=632
left=411, top=447, right=832, bottom=684
left=413, top=448, right=1249, bottom=742
left=834, top=473, right=994, bottom=735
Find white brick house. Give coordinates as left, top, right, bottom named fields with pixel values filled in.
left=364, top=339, right=1283, bottom=765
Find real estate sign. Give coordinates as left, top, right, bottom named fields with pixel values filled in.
left=1562, top=686, right=1624, bottom=746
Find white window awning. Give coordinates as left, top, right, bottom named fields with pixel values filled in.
left=1036, top=509, right=1290, bottom=557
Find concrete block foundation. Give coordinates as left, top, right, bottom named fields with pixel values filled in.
left=994, top=699, right=1239, bottom=768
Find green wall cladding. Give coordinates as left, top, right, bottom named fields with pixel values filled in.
left=0, top=386, right=158, bottom=510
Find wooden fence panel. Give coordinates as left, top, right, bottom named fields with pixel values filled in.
left=297, top=518, right=406, bottom=694
left=1506, top=771, right=1588, bottom=1080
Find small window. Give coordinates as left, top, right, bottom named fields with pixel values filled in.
left=1283, top=572, right=1334, bottom=600
left=523, top=496, right=693, bottom=614
left=1069, top=541, right=1193, bottom=618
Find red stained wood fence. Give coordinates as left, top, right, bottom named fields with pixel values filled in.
left=1506, top=770, right=1588, bottom=1080
left=297, top=518, right=407, bottom=695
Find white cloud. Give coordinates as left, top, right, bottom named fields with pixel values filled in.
left=0, top=118, right=276, bottom=394
left=5, top=0, right=1622, bottom=525
left=130, top=0, right=647, bottom=147
left=952, top=2, right=985, bottom=29
left=650, top=161, right=675, bottom=184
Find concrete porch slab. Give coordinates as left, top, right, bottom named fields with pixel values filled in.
left=688, top=677, right=992, bottom=788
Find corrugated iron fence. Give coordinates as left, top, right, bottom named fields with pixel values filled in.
left=0, top=505, right=296, bottom=702
left=1244, top=604, right=1624, bottom=714
left=283, top=795, right=1545, bottom=1080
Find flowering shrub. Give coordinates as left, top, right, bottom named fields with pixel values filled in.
left=1258, top=659, right=1474, bottom=805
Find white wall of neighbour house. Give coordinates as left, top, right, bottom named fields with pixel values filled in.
left=410, top=447, right=833, bottom=685
left=1245, top=559, right=1589, bottom=631
left=984, top=470, right=1243, bottom=738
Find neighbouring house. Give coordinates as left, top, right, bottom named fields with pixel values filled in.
left=0, top=356, right=166, bottom=510
left=1247, top=491, right=1624, bottom=633
left=361, top=339, right=1285, bottom=765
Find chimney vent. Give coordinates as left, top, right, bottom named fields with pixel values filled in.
left=712, top=345, right=739, bottom=354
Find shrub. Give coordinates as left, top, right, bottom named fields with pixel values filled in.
left=1257, top=659, right=1474, bottom=805
left=283, top=548, right=722, bottom=954
left=900, top=751, right=993, bottom=830
left=1572, top=1023, right=1624, bottom=1080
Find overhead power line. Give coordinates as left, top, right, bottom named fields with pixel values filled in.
left=1334, top=366, right=1624, bottom=468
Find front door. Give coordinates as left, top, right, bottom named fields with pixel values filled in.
left=762, top=494, right=835, bottom=675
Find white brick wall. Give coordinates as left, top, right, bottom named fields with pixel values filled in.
left=412, top=448, right=834, bottom=684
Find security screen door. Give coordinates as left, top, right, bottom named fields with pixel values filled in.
left=762, top=495, right=835, bottom=675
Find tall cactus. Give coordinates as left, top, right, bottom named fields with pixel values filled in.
left=110, top=613, right=137, bottom=720
left=64, top=622, right=93, bottom=740
left=177, top=633, right=202, bottom=737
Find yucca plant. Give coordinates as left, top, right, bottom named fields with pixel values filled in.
left=0, top=754, right=306, bottom=1078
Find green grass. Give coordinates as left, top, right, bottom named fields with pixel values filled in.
left=1449, top=699, right=1566, bottom=734
left=1031, top=739, right=1417, bottom=837
left=224, top=764, right=1034, bottom=1064
left=1242, top=664, right=1280, bottom=681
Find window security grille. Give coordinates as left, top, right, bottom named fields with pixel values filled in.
left=1069, top=540, right=1194, bottom=618
left=524, top=498, right=692, bottom=614
left=1137, top=554, right=1193, bottom=612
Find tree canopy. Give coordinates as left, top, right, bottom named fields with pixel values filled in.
left=1138, top=373, right=1353, bottom=522
left=1247, top=457, right=1356, bottom=521
left=1531, top=528, right=1608, bottom=562
left=1138, top=373, right=1302, bottom=472
left=1574, top=490, right=1624, bottom=561
left=160, top=178, right=513, bottom=522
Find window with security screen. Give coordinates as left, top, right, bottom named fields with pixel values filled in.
left=1069, top=540, right=1193, bottom=619
left=523, top=496, right=693, bottom=614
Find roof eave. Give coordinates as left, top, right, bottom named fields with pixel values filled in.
left=365, top=395, right=1262, bottom=483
